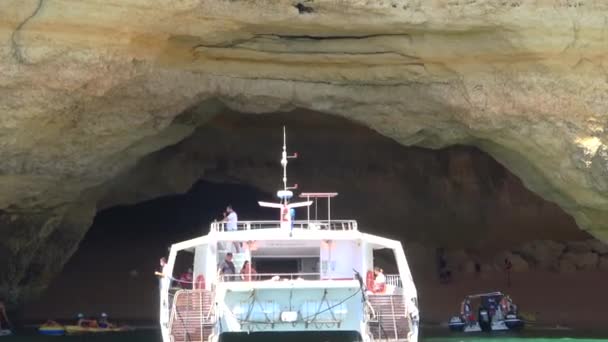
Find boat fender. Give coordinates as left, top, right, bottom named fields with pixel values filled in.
left=195, top=275, right=206, bottom=290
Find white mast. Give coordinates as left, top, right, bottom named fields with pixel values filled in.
left=258, top=126, right=312, bottom=230
left=281, top=126, right=288, bottom=201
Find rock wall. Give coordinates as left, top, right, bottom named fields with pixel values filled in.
left=408, top=239, right=608, bottom=278
left=100, top=111, right=588, bottom=248
left=1, top=0, right=608, bottom=303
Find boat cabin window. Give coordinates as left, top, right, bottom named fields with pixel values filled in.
left=252, top=257, right=319, bottom=280
left=365, top=247, right=403, bottom=295
left=172, top=250, right=195, bottom=289
left=254, top=258, right=298, bottom=275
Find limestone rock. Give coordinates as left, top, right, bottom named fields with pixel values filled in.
left=515, top=241, right=565, bottom=271
left=2, top=0, right=608, bottom=305
left=560, top=252, right=599, bottom=271
left=496, top=252, right=529, bottom=272
left=598, top=256, right=608, bottom=271
left=566, top=241, right=592, bottom=253
left=446, top=249, right=471, bottom=273
left=463, top=261, right=478, bottom=274
left=587, top=239, right=608, bottom=255
left=404, top=243, right=437, bottom=277
left=558, top=256, right=578, bottom=273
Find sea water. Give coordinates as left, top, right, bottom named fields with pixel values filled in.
left=2, top=329, right=607, bottom=342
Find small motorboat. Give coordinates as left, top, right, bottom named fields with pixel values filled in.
left=448, top=291, right=524, bottom=333
left=0, top=329, right=11, bottom=337
left=39, top=321, right=66, bottom=336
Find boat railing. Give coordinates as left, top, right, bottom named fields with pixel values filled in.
left=386, top=274, right=402, bottom=288
left=210, top=220, right=358, bottom=232
left=216, top=272, right=360, bottom=282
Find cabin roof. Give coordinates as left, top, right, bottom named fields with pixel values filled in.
left=171, top=228, right=404, bottom=254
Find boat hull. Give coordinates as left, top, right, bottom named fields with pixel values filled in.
left=448, top=316, right=524, bottom=333
left=218, top=281, right=363, bottom=333
left=64, top=325, right=128, bottom=334
left=218, top=330, right=363, bottom=342
left=39, top=327, right=66, bottom=336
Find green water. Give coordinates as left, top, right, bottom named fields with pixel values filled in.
left=1, top=330, right=160, bottom=342
left=2, top=329, right=607, bottom=342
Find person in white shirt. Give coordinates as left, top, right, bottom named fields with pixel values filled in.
left=155, top=257, right=171, bottom=290
left=223, top=205, right=241, bottom=252
left=223, top=205, right=238, bottom=231
left=373, top=267, right=386, bottom=293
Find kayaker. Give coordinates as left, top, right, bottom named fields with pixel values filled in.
left=98, top=313, right=109, bottom=328
left=77, top=313, right=98, bottom=328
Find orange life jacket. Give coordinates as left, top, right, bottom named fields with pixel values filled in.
left=194, top=275, right=206, bottom=290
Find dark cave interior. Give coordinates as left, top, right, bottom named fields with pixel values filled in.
left=19, top=112, right=594, bottom=323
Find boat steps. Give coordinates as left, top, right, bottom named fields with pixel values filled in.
left=368, top=295, right=410, bottom=341
left=169, top=290, right=216, bottom=342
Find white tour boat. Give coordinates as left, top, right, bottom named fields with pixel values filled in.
left=158, top=127, right=420, bottom=342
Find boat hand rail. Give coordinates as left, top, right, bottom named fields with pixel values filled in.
left=385, top=274, right=402, bottom=288
left=210, top=220, right=358, bottom=232
left=216, top=272, right=361, bottom=282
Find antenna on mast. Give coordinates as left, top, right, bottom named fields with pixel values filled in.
left=258, top=126, right=311, bottom=232
left=279, top=126, right=298, bottom=203
left=281, top=126, right=288, bottom=192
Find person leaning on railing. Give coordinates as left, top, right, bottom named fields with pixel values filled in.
left=372, top=267, right=386, bottom=294
left=240, top=260, right=258, bottom=281
left=218, top=252, right=236, bottom=281
left=222, top=205, right=238, bottom=231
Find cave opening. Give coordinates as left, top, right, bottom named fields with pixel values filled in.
left=20, top=110, right=605, bottom=328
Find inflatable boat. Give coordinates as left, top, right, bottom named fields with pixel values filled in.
left=448, top=291, right=524, bottom=333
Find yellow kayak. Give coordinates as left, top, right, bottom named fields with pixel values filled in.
left=64, top=324, right=129, bottom=334
left=38, top=321, right=66, bottom=336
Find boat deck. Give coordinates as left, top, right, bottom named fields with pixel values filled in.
left=168, top=290, right=411, bottom=342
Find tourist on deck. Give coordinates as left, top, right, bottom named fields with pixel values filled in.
left=219, top=252, right=236, bottom=282
left=156, top=257, right=172, bottom=289
left=223, top=205, right=238, bottom=231
left=178, top=268, right=194, bottom=288
left=223, top=205, right=241, bottom=252
left=240, top=260, right=258, bottom=281
left=373, top=267, right=386, bottom=293
left=290, top=207, right=296, bottom=229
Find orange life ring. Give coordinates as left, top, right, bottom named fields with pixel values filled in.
left=194, top=275, right=206, bottom=290
left=366, top=270, right=375, bottom=292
